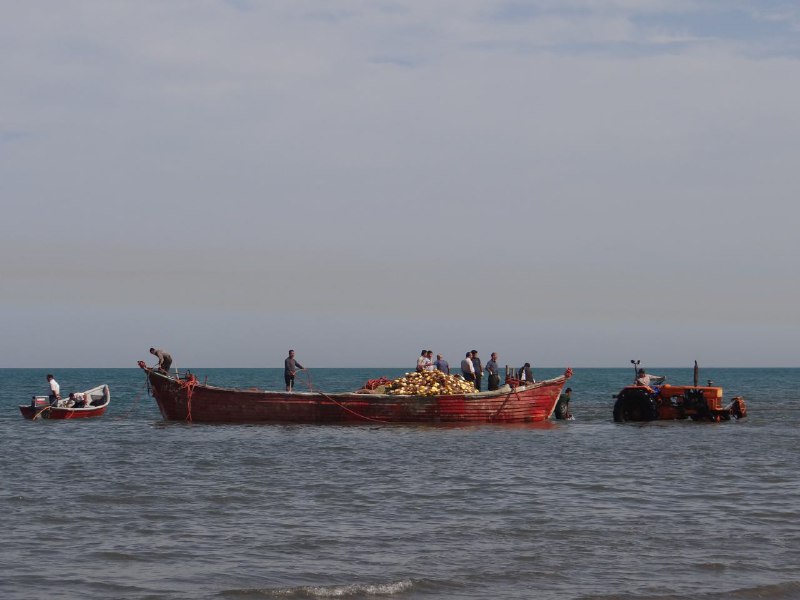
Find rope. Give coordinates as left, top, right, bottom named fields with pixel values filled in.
left=114, top=380, right=147, bottom=420
left=315, top=390, right=391, bottom=424
left=32, top=405, right=51, bottom=420
left=295, top=369, right=389, bottom=423
left=298, top=369, right=314, bottom=392
left=490, top=386, right=523, bottom=421
left=177, top=375, right=198, bottom=423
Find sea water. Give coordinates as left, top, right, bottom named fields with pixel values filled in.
left=1, top=367, right=799, bottom=599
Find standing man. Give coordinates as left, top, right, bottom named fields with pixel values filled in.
left=46, top=373, right=61, bottom=406
left=486, top=352, right=500, bottom=391
left=434, top=354, right=450, bottom=374
left=150, top=347, right=173, bottom=374
left=424, top=350, right=435, bottom=372
left=471, top=350, right=483, bottom=391
left=285, top=349, right=305, bottom=391
left=416, top=349, right=427, bottom=372
left=460, top=351, right=475, bottom=383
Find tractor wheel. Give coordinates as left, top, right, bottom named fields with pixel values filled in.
left=614, top=389, right=659, bottom=422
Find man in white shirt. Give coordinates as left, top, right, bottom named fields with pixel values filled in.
left=47, top=374, right=61, bottom=405
left=636, top=369, right=665, bottom=388
left=416, top=350, right=427, bottom=372
left=460, top=352, right=475, bottom=383
left=424, top=350, right=435, bottom=372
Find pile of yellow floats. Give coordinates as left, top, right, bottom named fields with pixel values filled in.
left=384, top=370, right=477, bottom=396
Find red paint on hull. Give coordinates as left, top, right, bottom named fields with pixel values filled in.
left=19, top=405, right=109, bottom=420
left=141, top=365, right=571, bottom=424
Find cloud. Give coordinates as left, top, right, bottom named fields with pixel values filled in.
left=1, top=1, right=799, bottom=365
left=0, top=129, right=30, bottom=144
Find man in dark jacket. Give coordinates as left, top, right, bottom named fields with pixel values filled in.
left=486, top=352, right=500, bottom=391
left=518, top=362, right=534, bottom=384
left=285, top=349, right=305, bottom=391
left=471, top=350, right=483, bottom=391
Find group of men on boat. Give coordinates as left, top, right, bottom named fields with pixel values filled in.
left=416, top=349, right=535, bottom=393
left=414, top=349, right=573, bottom=419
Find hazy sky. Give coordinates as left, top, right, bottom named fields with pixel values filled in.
left=2, top=1, right=799, bottom=368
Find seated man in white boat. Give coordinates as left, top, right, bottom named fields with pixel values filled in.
left=68, top=392, right=88, bottom=408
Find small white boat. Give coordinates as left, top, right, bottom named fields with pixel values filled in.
left=20, top=384, right=111, bottom=420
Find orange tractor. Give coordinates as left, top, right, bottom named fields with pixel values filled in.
left=613, top=361, right=747, bottom=423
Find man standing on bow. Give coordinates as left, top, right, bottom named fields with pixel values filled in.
left=285, top=349, right=305, bottom=391
left=518, top=362, right=534, bottom=383
left=150, top=347, right=173, bottom=374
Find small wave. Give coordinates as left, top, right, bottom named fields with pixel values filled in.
left=221, top=579, right=414, bottom=598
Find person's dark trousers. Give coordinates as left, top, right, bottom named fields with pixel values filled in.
left=474, top=375, right=482, bottom=391
left=488, top=374, right=500, bottom=391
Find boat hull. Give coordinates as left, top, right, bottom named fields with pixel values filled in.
left=141, top=366, right=570, bottom=424
left=19, top=404, right=109, bottom=420
left=19, top=385, right=111, bottom=420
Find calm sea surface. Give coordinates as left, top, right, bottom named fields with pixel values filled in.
left=2, top=367, right=799, bottom=600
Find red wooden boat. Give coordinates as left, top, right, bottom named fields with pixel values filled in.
left=138, top=362, right=573, bottom=424
left=19, top=385, right=111, bottom=420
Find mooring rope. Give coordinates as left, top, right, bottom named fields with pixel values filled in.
left=298, top=369, right=314, bottom=392
left=490, top=387, right=523, bottom=421
left=113, top=381, right=147, bottom=420
left=315, top=390, right=391, bottom=424
left=32, top=405, right=51, bottom=420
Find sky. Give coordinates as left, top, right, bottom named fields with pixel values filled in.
left=1, top=1, right=799, bottom=368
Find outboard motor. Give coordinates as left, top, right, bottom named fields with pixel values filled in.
left=31, top=396, right=49, bottom=409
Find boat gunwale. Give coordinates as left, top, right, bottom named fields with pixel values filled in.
left=145, top=368, right=568, bottom=400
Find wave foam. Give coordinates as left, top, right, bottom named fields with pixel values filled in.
left=223, top=579, right=415, bottom=598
